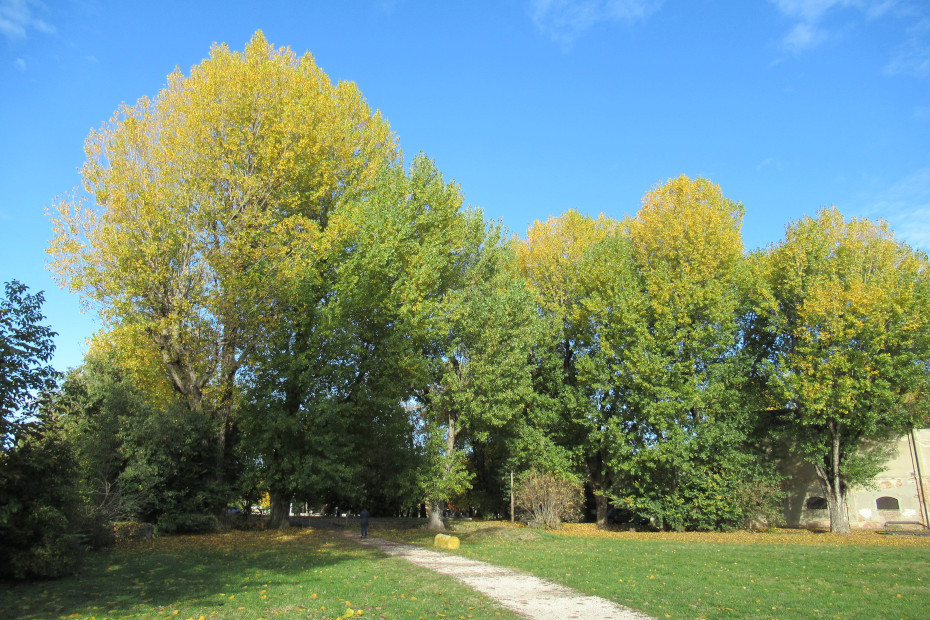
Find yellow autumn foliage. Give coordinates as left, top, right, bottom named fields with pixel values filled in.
left=48, top=30, right=398, bottom=414
left=555, top=523, right=930, bottom=547
left=515, top=209, right=617, bottom=326
left=85, top=323, right=176, bottom=408
left=629, top=175, right=745, bottom=326
left=767, top=207, right=930, bottom=420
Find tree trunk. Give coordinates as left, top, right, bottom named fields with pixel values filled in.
left=595, top=493, right=609, bottom=527
left=427, top=500, right=445, bottom=531
left=818, top=422, right=851, bottom=534
left=425, top=411, right=457, bottom=532
left=269, top=493, right=291, bottom=530
left=156, top=327, right=242, bottom=523
left=211, top=397, right=233, bottom=521
left=585, top=447, right=611, bottom=528
left=827, top=486, right=850, bottom=534
left=510, top=470, right=515, bottom=523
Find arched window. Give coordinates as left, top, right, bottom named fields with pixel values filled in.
left=806, top=496, right=828, bottom=510
left=876, top=497, right=900, bottom=511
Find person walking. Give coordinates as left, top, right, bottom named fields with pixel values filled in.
left=360, top=507, right=370, bottom=538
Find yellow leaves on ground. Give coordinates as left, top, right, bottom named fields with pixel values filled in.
left=555, top=523, right=930, bottom=547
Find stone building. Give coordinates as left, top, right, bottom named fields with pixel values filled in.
left=781, top=428, right=930, bottom=530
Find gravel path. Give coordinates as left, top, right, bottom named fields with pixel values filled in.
left=349, top=534, right=653, bottom=620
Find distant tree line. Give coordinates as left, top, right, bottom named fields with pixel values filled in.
left=4, top=31, right=929, bottom=579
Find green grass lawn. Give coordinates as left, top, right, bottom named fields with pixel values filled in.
left=375, top=520, right=930, bottom=619
left=0, top=528, right=518, bottom=620
left=5, top=521, right=929, bottom=620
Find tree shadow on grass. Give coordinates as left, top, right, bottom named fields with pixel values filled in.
left=0, top=528, right=381, bottom=619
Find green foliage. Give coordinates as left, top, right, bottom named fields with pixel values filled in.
left=241, top=153, right=537, bottom=520
left=614, top=448, right=784, bottom=531
left=237, top=155, right=489, bottom=518
left=55, top=357, right=143, bottom=543
left=515, top=210, right=621, bottom=522
left=155, top=512, right=217, bottom=535
left=417, top=420, right=475, bottom=509
left=0, top=280, right=82, bottom=580
left=1, top=280, right=59, bottom=440
left=594, top=177, right=762, bottom=531
left=121, top=402, right=222, bottom=525
left=54, top=355, right=224, bottom=536
left=753, top=207, right=930, bottom=532
left=0, top=410, right=81, bottom=579
left=515, top=179, right=775, bottom=530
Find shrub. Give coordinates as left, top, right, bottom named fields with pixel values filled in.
left=0, top=416, right=82, bottom=579
left=514, top=469, right=582, bottom=529
left=734, top=479, right=785, bottom=530
left=112, top=521, right=154, bottom=541
left=156, top=512, right=216, bottom=534
left=1, top=280, right=81, bottom=579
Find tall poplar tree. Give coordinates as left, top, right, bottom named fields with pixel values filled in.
left=515, top=210, right=618, bottom=524
left=48, top=32, right=397, bottom=514
left=594, top=176, right=767, bottom=530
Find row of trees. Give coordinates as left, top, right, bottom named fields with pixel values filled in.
left=5, top=31, right=929, bottom=577
left=513, top=194, right=930, bottom=533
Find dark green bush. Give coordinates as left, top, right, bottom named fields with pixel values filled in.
left=0, top=416, right=82, bottom=579
left=156, top=512, right=216, bottom=534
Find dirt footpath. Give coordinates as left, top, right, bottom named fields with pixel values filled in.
left=348, top=533, right=653, bottom=620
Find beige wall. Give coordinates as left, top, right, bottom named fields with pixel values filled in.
left=781, top=428, right=930, bottom=530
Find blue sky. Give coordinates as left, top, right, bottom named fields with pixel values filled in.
left=2, top=0, right=929, bottom=372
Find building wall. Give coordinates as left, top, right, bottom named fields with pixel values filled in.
left=781, top=428, right=930, bottom=530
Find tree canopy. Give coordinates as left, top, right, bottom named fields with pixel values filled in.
left=35, top=32, right=930, bottom=546
left=48, top=31, right=398, bottom=515
left=753, top=207, right=930, bottom=532
left=1, top=281, right=58, bottom=431
left=0, top=281, right=79, bottom=579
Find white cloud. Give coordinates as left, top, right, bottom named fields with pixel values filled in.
left=528, top=0, right=662, bottom=47
left=886, top=41, right=930, bottom=78
left=857, top=167, right=930, bottom=251
left=769, top=0, right=893, bottom=53
left=756, top=157, right=786, bottom=171
left=0, top=0, right=55, bottom=41
left=885, top=18, right=930, bottom=78
left=782, top=22, right=823, bottom=52
left=771, top=0, right=859, bottom=23
left=864, top=0, right=897, bottom=19
left=13, top=56, right=25, bottom=70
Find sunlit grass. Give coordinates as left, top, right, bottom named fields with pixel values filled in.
left=376, top=519, right=930, bottom=619
left=6, top=520, right=929, bottom=619
left=0, top=528, right=517, bottom=619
